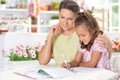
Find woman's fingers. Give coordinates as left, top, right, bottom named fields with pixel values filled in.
left=97, top=34, right=112, bottom=55
left=96, top=35, right=108, bottom=47
left=52, top=23, right=62, bottom=34
left=58, top=23, right=62, bottom=33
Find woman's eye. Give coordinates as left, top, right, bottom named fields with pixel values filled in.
left=68, top=18, right=73, bottom=20
left=60, top=16, right=64, bottom=19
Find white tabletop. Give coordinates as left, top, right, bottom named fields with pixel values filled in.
left=0, top=60, right=118, bottom=80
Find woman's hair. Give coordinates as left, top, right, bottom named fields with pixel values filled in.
left=75, top=11, right=100, bottom=51
left=59, top=0, right=80, bottom=15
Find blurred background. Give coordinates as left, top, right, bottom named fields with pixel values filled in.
left=0, top=0, right=120, bottom=34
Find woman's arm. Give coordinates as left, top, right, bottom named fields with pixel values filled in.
left=79, top=51, right=101, bottom=67
left=38, top=23, right=62, bottom=65
left=38, top=34, right=53, bottom=65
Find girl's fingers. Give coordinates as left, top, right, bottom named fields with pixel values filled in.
left=61, top=63, right=67, bottom=68
left=66, top=64, right=71, bottom=69
left=61, top=63, right=71, bottom=69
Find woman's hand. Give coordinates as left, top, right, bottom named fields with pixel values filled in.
left=61, top=63, right=71, bottom=69
left=96, top=35, right=112, bottom=58
left=49, top=23, right=62, bottom=38
left=96, top=35, right=107, bottom=47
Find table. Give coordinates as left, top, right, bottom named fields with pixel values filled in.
left=0, top=60, right=118, bottom=80
left=110, top=52, right=120, bottom=78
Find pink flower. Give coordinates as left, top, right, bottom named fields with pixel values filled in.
left=31, top=53, right=36, bottom=58
left=17, top=51, right=22, bottom=57
left=35, top=43, right=42, bottom=52
left=1, top=49, right=5, bottom=56
left=26, top=45, right=30, bottom=49
left=9, top=49, right=14, bottom=54
left=23, top=50, right=28, bottom=57
left=28, top=49, right=36, bottom=58
left=16, top=46, right=21, bottom=51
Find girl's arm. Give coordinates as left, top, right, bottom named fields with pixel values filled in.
left=62, top=51, right=82, bottom=69
left=79, top=50, right=101, bottom=68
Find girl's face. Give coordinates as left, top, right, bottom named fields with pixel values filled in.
left=59, top=9, right=75, bottom=32
left=76, top=24, right=92, bottom=45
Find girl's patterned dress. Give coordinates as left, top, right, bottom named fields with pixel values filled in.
left=78, top=39, right=111, bottom=70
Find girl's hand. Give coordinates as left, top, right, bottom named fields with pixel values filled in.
left=61, top=63, right=71, bottom=69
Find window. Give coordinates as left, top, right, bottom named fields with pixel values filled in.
left=109, top=0, right=120, bottom=32
left=84, top=0, right=120, bottom=32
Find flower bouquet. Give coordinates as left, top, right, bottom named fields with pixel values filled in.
left=112, top=38, right=120, bottom=52
left=1, top=43, right=42, bottom=61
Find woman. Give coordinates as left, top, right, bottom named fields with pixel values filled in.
left=38, top=0, right=112, bottom=66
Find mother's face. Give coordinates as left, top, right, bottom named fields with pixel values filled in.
left=59, top=9, right=76, bottom=31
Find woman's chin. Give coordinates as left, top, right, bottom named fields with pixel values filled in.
left=62, top=28, right=68, bottom=31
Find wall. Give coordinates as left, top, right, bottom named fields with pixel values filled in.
left=0, top=32, right=47, bottom=54
left=105, top=32, right=120, bottom=41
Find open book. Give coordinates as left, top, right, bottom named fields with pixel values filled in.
left=14, top=66, right=106, bottom=79
left=14, top=66, right=117, bottom=80
left=14, top=67, right=74, bottom=79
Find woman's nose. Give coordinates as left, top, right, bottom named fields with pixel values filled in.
left=64, top=19, right=68, bottom=25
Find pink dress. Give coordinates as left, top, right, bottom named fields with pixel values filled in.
left=78, top=39, right=111, bottom=70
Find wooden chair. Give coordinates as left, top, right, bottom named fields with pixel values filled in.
left=93, top=8, right=109, bottom=31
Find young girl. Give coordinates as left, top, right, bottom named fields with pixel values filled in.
left=62, top=11, right=111, bottom=70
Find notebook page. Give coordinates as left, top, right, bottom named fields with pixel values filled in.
left=39, top=67, right=74, bottom=78
left=69, top=67, right=101, bottom=73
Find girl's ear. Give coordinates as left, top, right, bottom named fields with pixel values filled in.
left=99, top=30, right=103, bottom=35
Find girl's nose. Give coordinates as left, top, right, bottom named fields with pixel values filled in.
left=80, top=38, right=83, bottom=42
